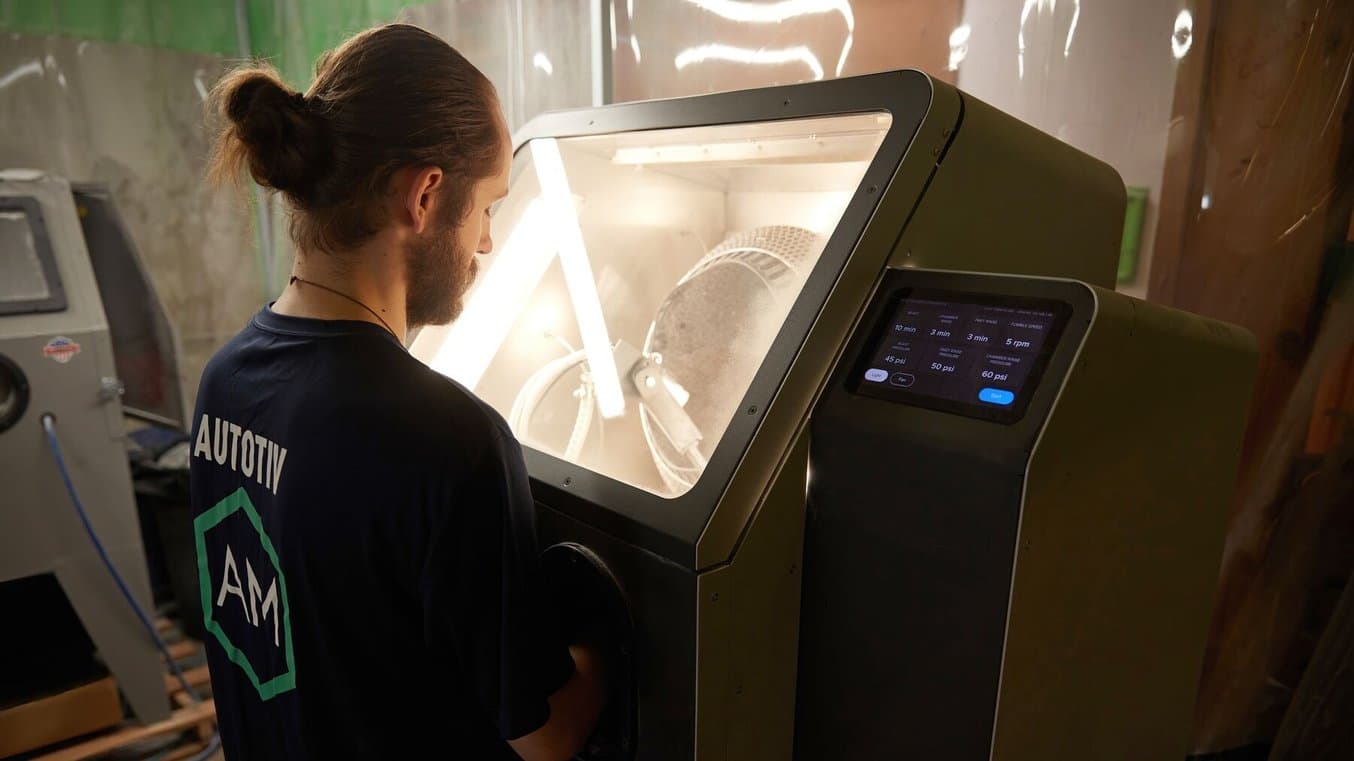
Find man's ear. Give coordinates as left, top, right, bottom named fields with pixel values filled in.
left=404, top=165, right=444, bottom=235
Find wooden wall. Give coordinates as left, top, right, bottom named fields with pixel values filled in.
left=1147, top=0, right=1354, bottom=752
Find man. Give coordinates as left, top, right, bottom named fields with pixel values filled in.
left=192, top=23, right=604, bottom=760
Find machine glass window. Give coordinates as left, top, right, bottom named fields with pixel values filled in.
left=412, top=112, right=891, bottom=497
left=0, top=210, right=52, bottom=302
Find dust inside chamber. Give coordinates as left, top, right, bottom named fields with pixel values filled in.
left=411, top=112, right=891, bottom=498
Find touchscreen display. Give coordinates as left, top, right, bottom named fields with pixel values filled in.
left=851, top=289, right=1071, bottom=422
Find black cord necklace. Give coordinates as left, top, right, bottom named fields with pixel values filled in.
left=288, top=275, right=398, bottom=338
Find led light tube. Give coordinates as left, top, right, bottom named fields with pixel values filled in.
left=530, top=138, right=626, bottom=419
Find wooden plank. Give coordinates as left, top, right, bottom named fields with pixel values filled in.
left=0, top=678, right=123, bottom=758
left=162, top=740, right=209, bottom=761
left=1143, top=0, right=1354, bottom=752
left=165, top=640, right=198, bottom=662
left=1305, top=343, right=1354, bottom=454
left=30, top=700, right=216, bottom=761
left=173, top=690, right=215, bottom=743
left=1271, top=568, right=1354, bottom=759
left=164, top=665, right=212, bottom=694
left=1146, top=0, right=1214, bottom=306
left=1149, top=0, right=1354, bottom=487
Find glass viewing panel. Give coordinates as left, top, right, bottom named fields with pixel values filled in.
left=412, top=112, right=890, bottom=497
left=0, top=210, right=52, bottom=303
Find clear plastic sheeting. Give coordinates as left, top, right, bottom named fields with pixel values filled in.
left=168, top=0, right=604, bottom=121
left=0, top=1, right=598, bottom=403
left=0, top=35, right=257, bottom=408
left=610, top=0, right=960, bottom=101
left=254, top=0, right=599, bottom=296
left=333, top=0, right=595, bottom=131
left=952, top=0, right=1183, bottom=298
left=412, top=112, right=891, bottom=496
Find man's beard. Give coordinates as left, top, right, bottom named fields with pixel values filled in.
left=404, top=220, right=477, bottom=329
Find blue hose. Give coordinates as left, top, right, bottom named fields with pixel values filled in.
left=41, top=413, right=221, bottom=760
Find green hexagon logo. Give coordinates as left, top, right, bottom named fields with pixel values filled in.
left=194, top=487, right=297, bottom=700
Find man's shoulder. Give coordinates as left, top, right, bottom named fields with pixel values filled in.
left=339, top=344, right=520, bottom=476
left=200, top=318, right=254, bottom=370
left=394, top=356, right=513, bottom=443
left=198, top=316, right=515, bottom=472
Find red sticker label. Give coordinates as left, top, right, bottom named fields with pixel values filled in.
left=43, top=336, right=81, bottom=364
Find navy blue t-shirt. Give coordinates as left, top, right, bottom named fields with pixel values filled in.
left=188, top=306, right=574, bottom=759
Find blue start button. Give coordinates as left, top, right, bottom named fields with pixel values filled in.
left=978, top=387, right=1015, bottom=406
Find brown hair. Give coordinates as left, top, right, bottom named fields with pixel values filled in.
left=208, top=23, right=503, bottom=255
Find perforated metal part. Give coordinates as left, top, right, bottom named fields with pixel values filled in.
left=677, top=225, right=824, bottom=294
left=507, top=225, right=827, bottom=496
left=643, top=225, right=824, bottom=492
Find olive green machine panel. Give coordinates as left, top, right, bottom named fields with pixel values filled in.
left=798, top=268, right=1255, bottom=760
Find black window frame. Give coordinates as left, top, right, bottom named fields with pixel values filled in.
left=0, top=196, right=67, bottom=316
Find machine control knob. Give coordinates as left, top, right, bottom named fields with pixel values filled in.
left=98, top=376, right=125, bottom=402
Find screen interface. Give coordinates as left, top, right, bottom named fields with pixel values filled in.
left=851, top=289, right=1071, bottom=422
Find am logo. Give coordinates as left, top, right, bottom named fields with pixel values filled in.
left=194, top=487, right=297, bottom=700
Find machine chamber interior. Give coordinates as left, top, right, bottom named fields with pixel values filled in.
left=412, top=113, right=890, bottom=497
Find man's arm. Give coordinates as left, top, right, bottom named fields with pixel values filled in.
left=508, top=646, right=606, bottom=761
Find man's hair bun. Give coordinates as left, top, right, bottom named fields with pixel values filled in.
left=210, top=66, right=331, bottom=203
left=206, top=24, right=502, bottom=256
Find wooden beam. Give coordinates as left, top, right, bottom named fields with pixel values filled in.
left=1149, top=0, right=1354, bottom=490
left=1271, top=566, right=1354, bottom=759
left=164, top=665, right=212, bottom=694
left=0, top=678, right=123, bottom=759
left=1144, top=0, right=1354, bottom=752
left=173, top=690, right=216, bottom=743
left=162, top=741, right=211, bottom=761
left=165, top=640, right=198, bottom=662
left=1147, top=0, right=1214, bottom=307
left=31, top=700, right=216, bottom=761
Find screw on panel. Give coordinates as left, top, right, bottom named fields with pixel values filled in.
left=711, top=592, right=720, bottom=602
left=942, top=127, right=952, bottom=137
left=867, top=185, right=878, bottom=194
left=563, top=476, right=573, bottom=487
left=746, top=405, right=757, bottom=415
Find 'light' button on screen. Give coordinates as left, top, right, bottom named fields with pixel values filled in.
left=979, top=387, right=1015, bottom=406
left=864, top=368, right=889, bottom=383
